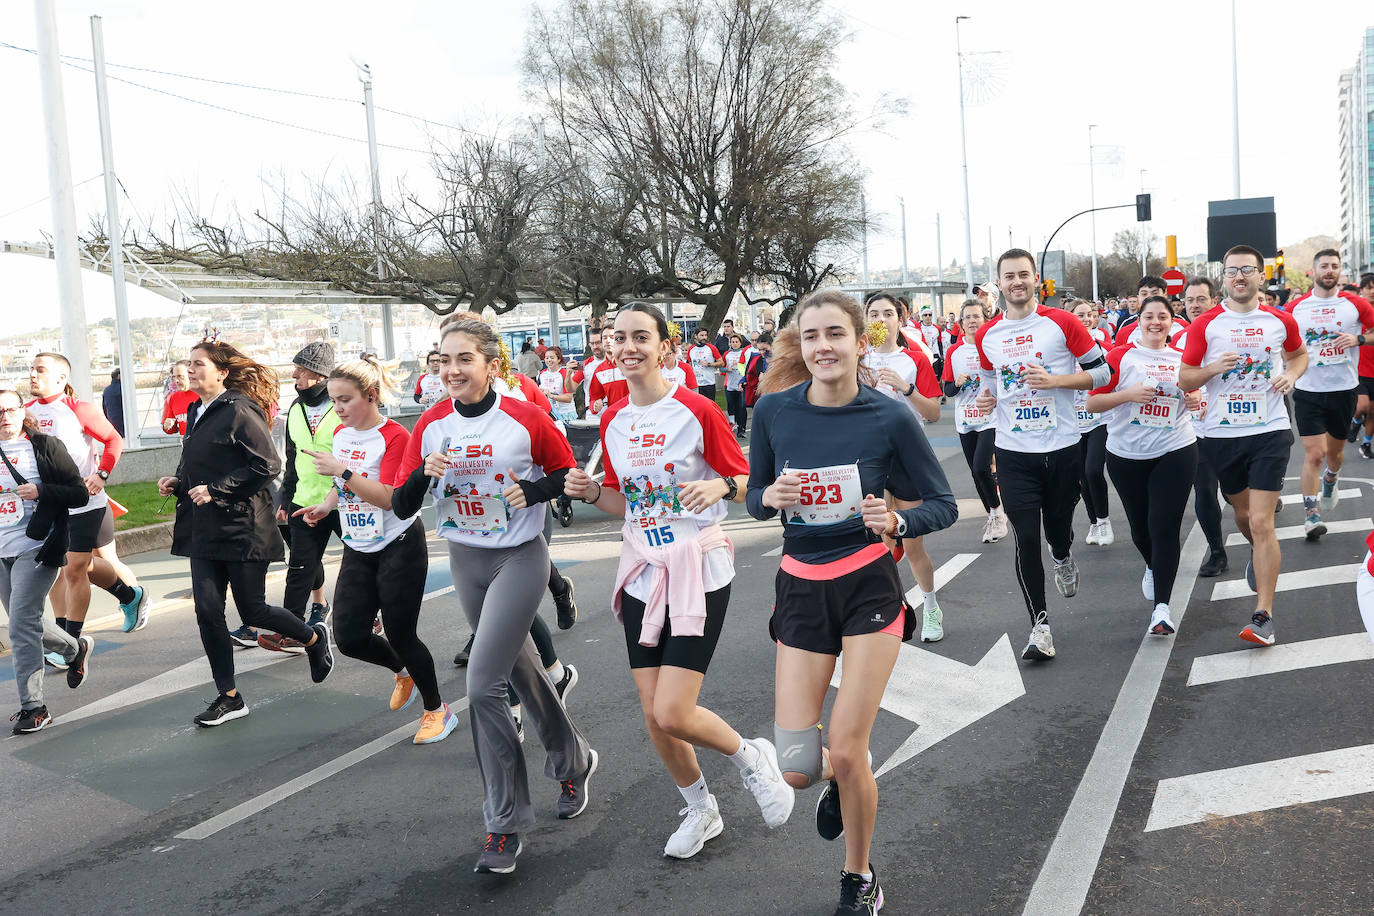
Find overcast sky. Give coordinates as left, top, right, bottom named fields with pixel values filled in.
left=2, top=0, right=1370, bottom=332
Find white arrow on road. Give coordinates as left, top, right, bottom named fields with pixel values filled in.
left=832, top=634, right=1025, bottom=779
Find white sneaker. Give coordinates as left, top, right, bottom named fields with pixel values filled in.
left=738, top=737, right=795, bottom=828
left=1084, top=522, right=1100, bottom=546
left=989, top=512, right=1008, bottom=542
left=663, top=794, right=723, bottom=859
left=1021, top=620, right=1055, bottom=660
left=981, top=515, right=997, bottom=543
left=921, top=601, right=944, bottom=643
left=1148, top=604, right=1176, bottom=636
left=1142, top=567, right=1154, bottom=602
left=1097, top=519, right=1115, bottom=546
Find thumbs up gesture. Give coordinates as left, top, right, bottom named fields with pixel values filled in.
left=502, top=467, right=529, bottom=510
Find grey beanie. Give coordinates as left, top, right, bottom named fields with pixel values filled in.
left=293, top=341, right=335, bottom=376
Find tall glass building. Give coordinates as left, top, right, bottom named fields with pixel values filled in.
left=1339, top=28, right=1373, bottom=277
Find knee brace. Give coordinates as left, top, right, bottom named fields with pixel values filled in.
left=774, top=722, right=824, bottom=787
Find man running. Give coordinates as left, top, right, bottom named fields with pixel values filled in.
left=687, top=328, right=724, bottom=404
left=1286, top=249, right=1374, bottom=539
left=1180, top=245, right=1307, bottom=646
left=1115, top=277, right=1186, bottom=345
left=160, top=359, right=197, bottom=437
left=974, top=250, right=1111, bottom=661
left=1357, top=273, right=1374, bottom=458
left=413, top=350, right=446, bottom=410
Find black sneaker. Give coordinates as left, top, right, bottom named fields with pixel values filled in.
left=1362, top=441, right=1374, bottom=460
left=67, top=635, right=94, bottom=689
left=474, top=832, right=521, bottom=874
left=1348, top=419, right=1362, bottom=443
left=194, top=692, right=249, bottom=727
left=553, top=578, right=578, bottom=630
left=835, top=867, right=884, bottom=914
left=1245, top=549, right=1256, bottom=592
left=454, top=633, right=474, bottom=667
left=816, top=779, right=844, bottom=840
left=10, top=706, right=52, bottom=734
left=557, top=748, right=598, bottom=819
left=305, top=622, right=334, bottom=683
left=229, top=624, right=259, bottom=648
left=307, top=602, right=332, bottom=629
left=1198, top=550, right=1228, bottom=578
left=553, top=664, right=579, bottom=707
left=510, top=705, right=525, bottom=744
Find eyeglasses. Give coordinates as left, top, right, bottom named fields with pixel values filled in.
left=0, top=406, right=24, bottom=417
left=1222, top=265, right=1260, bottom=277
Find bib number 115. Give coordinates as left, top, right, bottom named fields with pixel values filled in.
left=637, top=516, right=676, bottom=546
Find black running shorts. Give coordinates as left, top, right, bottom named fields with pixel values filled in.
left=1294, top=387, right=1358, bottom=439
left=1200, top=429, right=1294, bottom=496
left=771, top=543, right=908, bottom=656
left=67, top=505, right=114, bottom=553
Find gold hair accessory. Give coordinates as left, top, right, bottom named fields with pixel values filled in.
left=865, top=319, right=888, bottom=348
left=496, top=339, right=519, bottom=388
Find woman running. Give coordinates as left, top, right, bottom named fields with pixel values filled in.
left=862, top=293, right=945, bottom=643
left=157, top=340, right=334, bottom=727
left=723, top=333, right=752, bottom=437
left=1072, top=301, right=1114, bottom=547
left=564, top=302, right=793, bottom=860
left=749, top=290, right=957, bottom=915
left=943, top=299, right=1006, bottom=544
left=292, top=356, right=457, bottom=745
left=538, top=347, right=578, bottom=424
left=399, top=318, right=595, bottom=876
left=1085, top=296, right=1200, bottom=635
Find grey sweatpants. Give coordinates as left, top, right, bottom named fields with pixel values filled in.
left=3, top=549, right=78, bottom=710
left=448, top=536, right=591, bottom=833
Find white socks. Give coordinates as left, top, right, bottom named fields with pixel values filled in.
left=727, top=736, right=761, bottom=771
left=546, top=660, right=565, bottom=683
left=678, top=774, right=711, bottom=808
left=921, top=589, right=938, bottom=611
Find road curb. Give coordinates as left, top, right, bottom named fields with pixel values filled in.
left=115, top=521, right=174, bottom=556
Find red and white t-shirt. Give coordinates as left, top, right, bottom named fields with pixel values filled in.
left=1172, top=326, right=1210, bottom=437
left=601, top=384, right=749, bottom=599
left=588, top=363, right=628, bottom=409
left=1115, top=317, right=1189, bottom=348
left=1091, top=325, right=1114, bottom=350
left=661, top=360, right=698, bottom=390
left=400, top=393, right=574, bottom=549
left=24, top=394, right=122, bottom=514
left=1181, top=303, right=1303, bottom=438
left=538, top=367, right=571, bottom=399
left=331, top=419, right=413, bottom=554
left=942, top=340, right=992, bottom=434
left=974, top=305, right=1101, bottom=453
left=414, top=372, right=446, bottom=409
left=918, top=323, right=942, bottom=356
left=162, top=389, right=199, bottom=436
left=572, top=356, right=610, bottom=386
left=495, top=373, right=554, bottom=414
left=1092, top=343, right=1197, bottom=460
left=1286, top=290, right=1374, bottom=393
left=687, top=344, right=723, bottom=388
left=863, top=345, right=940, bottom=426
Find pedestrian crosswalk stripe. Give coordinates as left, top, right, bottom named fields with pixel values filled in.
left=1210, top=563, right=1362, bottom=602
left=1186, top=632, right=1374, bottom=687
left=1278, top=487, right=1359, bottom=505
left=1225, top=517, right=1371, bottom=547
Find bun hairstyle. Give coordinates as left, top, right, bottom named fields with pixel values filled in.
left=331, top=354, right=403, bottom=405
left=440, top=313, right=517, bottom=388
left=614, top=301, right=671, bottom=341
left=191, top=339, right=279, bottom=415
left=761, top=289, right=875, bottom=395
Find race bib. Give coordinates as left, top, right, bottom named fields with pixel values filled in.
left=339, top=496, right=382, bottom=542
left=1009, top=395, right=1056, bottom=432
left=630, top=516, right=698, bottom=548
left=436, top=495, right=508, bottom=533
left=1314, top=342, right=1350, bottom=367
left=959, top=403, right=987, bottom=428
left=1130, top=394, right=1179, bottom=429
left=1218, top=392, right=1267, bottom=426
left=0, top=493, right=23, bottom=528
left=1189, top=396, right=1207, bottom=423
left=782, top=463, right=863, bottom=526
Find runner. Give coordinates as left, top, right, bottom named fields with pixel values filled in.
left=943, top=299, right=1006, bottom=544
left=572, top=326, right=611, bottom=417
left=973, top=249, right=1111, bottom=661
left=687, top=328, right=724, bottom=404
left=660, top=333, right=699, bottom=391
left=564, top=302, right=793, bottom=859
left=160, top=359, right=197, bottom=436
left=1071, top=301, right=1114, bottom=547
left=413, top=350, right=446, bottom=410
left=157, top=340, right=334, bottom=726
left=1180, top=244, right=1308, bottom=646
left=26, top=354, right=149, bottom=637
left=1354, top=273, right=1374, bottom=457
left=538, top=347, right=578, bottom=424
left=862, top=293, right=945, bottom=642
left=1285, top=249, right=1374, bottom=540
left=400, top=317, right=596, bottom=875
left=917, top=308, right=944, bottom=379
left=1086, top=297, right=1200, bottom=636
left=1, top=388, right=93, bottom=734
left=293, top=356, right=457, bottom=745
left=1176, top=277, right=1230, bottom=576
left=722, top=333, right=754, bottom=437
left=1115, top=279, right=1188, bottom=346
left=748, top=289, right=957, bottom=915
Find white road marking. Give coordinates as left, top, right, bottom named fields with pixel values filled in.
left=903, top=553, right=981, bottom=605
left=1022, top=523, right=1207, bottom=916
left=762, top=545, right=782, bottom=557
left=1186, top=632, right=1374, bottom=686
left=1279, top=487, right=1359, bottom=506
left=176, top=697, right=471, bottom=841
left=1211, top=563, right=1362, bottom=602
left=1144, top=743, right=1374, bottom=833
left=1225, top=517, right=1371, bottom=546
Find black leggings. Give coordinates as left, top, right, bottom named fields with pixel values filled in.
left=1193, top=441, right=1226, bottom=554
left=282, top=504, right=339, bottom=617
left=191, top=557, right=315, bottom=696
left=1078, top=425, right=1110, bottom=523
left=332, top=519, right=442, bottom=710
left=996, top=445, right=1081, bottom=624
left=959, top=428, right=1000, bottom=511
left=1106, top=444, right=1199, bottom=608
left=725, top=389, right=747, bottom=430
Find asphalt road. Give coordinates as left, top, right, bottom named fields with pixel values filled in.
left=2, top=419, right=1372, bottom=915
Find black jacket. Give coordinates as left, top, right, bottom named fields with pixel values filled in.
left=0, top=432, right=89, bottom=567
left=170, top=390, right=285, bottom=562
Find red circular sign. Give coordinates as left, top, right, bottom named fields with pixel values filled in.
left=1162, top=268, right=1187, bottom=295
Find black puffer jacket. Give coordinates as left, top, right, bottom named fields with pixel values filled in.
left=170, top=390, right=284, bottom=562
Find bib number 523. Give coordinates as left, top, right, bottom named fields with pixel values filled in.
left=795, top=471, right=843, bottom=506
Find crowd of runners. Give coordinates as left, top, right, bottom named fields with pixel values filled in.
left=4, top=243, right=1374, bottom=914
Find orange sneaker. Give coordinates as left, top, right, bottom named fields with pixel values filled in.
left=414, top=703, right=459, bottom=745
left=390, top=673, right=417, bottom=711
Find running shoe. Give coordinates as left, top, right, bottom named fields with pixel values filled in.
left=1097, top=519, right=1115, bottom=546
left=738, top=737, right=794, bottom=828
left=390, top=673, right=417, bottom=711
left=920, top=602, right=944, bottom=643
left=1199, top=550, right=1228, bottom=578
left=1240, top=610, right=1276, bottom=646
left=67, top=635, right=94, bottom=689
left=43, top=651, right=69, bottom=671
left=474, top=832, right=521, bottom=874
left=816, top=779, right=844, bottom=841
left=1148, top=604, right=1176, bottom=636
left=1348, top=419, right=1362, bottom=444
left=1084, top=521, right=1100, bottom=546
left=304, top=622, right=334, bottom=683
left=558, top=749, right=599, bottom=819
left=981, top=515, right=998, bottom=544
left=194, top=692, right=249, bottom=727
left=663, top=795, right=724, bottom=859
left=511, top=705, right=525, bottom=744
left=988, top=512, right=1008, bottom=542
left=1363, top=441, right=1374, bottom=460
left=835, top=867, right=884, bottom=914
left=1304, top=511, right=1327, bottom=541
left=256, top=633, right=307, bottom=655
left=553, top=578, right=578, bottom=630
left=119, top=585, right=150, bottom=633
left=454, top=633, right=474, bottom=667
left=372, top=615, right=384, bottom=637
left=307, top=601, right=332, bottom=629
left=1319, top=474, right=1340, bottom=513
left=10, top=706, right=52, bottom=734
left=1141, top=567, right=1154, bottom=603
left=553, top=664, right=579, bottom=706
left=229, top=624, right=259, bottom=648
left=1053, top=555, right=1079, bottom=598
left=1022, top=621, right=1055, bottom=660
left=1245, top=549, right=1256, bottom=592
left=414, top=703, right=460, bottom=745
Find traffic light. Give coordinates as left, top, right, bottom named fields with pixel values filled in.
left=1136, top=193, right=1152, bottom=222
left=1041, top=279, right=1056, bottom=299
left=1275, top=249, right=1285, bottom=280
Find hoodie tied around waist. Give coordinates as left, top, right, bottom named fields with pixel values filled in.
left=612, top=520, right=731, bottom=647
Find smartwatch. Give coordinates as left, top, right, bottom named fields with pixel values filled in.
left=340, top=468, right=354, bottom=484
left=904, top=381, right=916, bottom=397
left=96, top=469, right=110, bottom=481
left=721, top=476, right=739, bottom=501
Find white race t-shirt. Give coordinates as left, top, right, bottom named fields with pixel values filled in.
left=1093, top=343, right=1197, bottom=460
left=1286, top=290, right=1374, bottom=393
left=416, top=373, right=446, bottom=409
left=942, top=340, right=992, bottom=434
left=687, top=344, right=722, bottom=389
left=331, top=419, right=413, bottom=553
left=863, top=348, right=925, bottom=426
left=1180, top=303, right=1303, bottom=438
left=0, top=437, right=43, bottom=558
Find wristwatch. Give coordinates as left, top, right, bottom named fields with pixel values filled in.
left=1359, top=334, right=1367, bottom=347
left=904, top=381, right=917, bottom=397
left=721, top=476, right=739, bottom=500
left=340, top=468, right=354, bottom=483
left=895, top=514, right=908, bottom=537
left=96, top=469, right=110, bottom=481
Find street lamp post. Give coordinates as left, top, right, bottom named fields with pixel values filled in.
left=1088, top=124, right=1099, bottom=302
left=955, top=15, right=975, bottom=295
